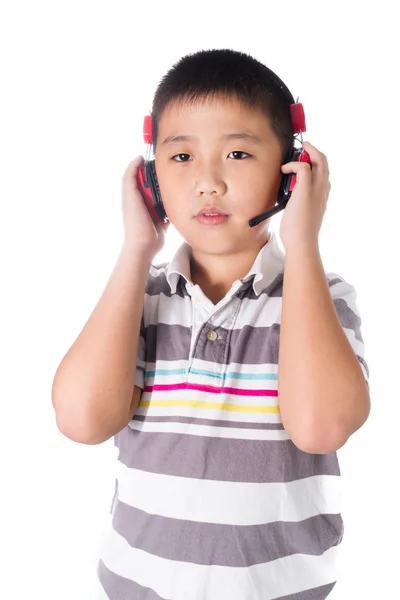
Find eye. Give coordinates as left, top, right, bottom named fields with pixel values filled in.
left=172, top=153, right=192, bottom=162
left=229, top=151, right=251, bottom=159
left=171, top=151, right=251, bottom=162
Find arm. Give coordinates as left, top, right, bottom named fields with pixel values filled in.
left=278, top=243, right=370, bottom=454
left=51, top=244, right=151, bottom=444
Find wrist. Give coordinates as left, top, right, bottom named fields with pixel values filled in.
left=284, top=239, right=320, bottom=259
left=119, top=242, right=154, bottom=270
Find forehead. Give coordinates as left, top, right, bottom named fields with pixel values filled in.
left=158, top=94, right=274, bottom=138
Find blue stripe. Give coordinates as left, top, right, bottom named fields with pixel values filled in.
left=191, top=369, right=278, bottom=380
left=145, top=369, right=186, bottom=377
left=144, top=368, right=278, bottom=380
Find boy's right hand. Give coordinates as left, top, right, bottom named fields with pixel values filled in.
left=121, top=156, right=168, bottom=258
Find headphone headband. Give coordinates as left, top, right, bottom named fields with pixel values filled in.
left=143, top=68, right=306, bottom=145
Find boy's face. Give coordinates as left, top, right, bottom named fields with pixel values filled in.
left=154, top=94, right=284, bottom=255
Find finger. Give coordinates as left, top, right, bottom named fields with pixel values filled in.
left=123, top=155, right=144, bottom=179
left=301, top=145, right=330, bottom=177
left=281, top=161, right=312, bottom=174
left=122, top=155, right=144, bottom=192
left=301, top=142, right=329, bottom=170
left=280, top=161, right=312, bottom=191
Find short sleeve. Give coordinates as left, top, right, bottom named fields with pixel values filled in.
left=328, top=273, right=370, bottom=384
left=135, top=313, right=146, bottom=390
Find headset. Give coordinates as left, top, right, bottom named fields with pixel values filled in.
left=136, top=67, right=311, bottom=228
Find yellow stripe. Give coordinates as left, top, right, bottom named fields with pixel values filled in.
left=140, top=399, right=280, bottom=414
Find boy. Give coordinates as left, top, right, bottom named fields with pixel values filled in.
left=52, top=49, right=370, bottom=599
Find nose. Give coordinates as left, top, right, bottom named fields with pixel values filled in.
left=193, top=163, right=227, bottom=197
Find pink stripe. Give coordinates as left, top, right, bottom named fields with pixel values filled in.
left=144, top=383, right=278, bottom=397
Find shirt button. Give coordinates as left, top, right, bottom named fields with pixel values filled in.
left=207, top=330, right=217, bottom=341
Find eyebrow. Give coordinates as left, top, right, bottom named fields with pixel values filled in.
left=161, top=132, right=263, bottom=146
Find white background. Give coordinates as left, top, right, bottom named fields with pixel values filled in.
left=1, top=1, right=398, bottom=598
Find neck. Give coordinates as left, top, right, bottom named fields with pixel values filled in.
left=190, top=234, right=271, bottom=304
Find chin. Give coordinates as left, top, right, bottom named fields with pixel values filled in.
left=187, top=231, right=254, bottom=256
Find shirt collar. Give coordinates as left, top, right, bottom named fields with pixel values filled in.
left=165, top=231, right=285, bottom=296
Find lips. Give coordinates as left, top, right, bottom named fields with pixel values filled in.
left=196, top=207, right=228, bottom=217
left=195, top=213, right=230, bottom=225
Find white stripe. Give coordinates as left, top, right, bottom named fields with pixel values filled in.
left=134, top=405, right=283, bottom=424
left=359, top=361, right=369, bottom=381
left=99, top=526, right=339, bottom=600
left=144, top=291, right=283, bottom=329
left=134, top=368, right=144, bottom=389
left=129, top=418, right=289, bottom=441
left=137, top=333, right=145, bottom=363
left=115, top=464, right=341, bottom=526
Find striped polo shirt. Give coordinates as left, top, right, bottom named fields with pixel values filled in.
left=96, top=232, right=369, bottom=600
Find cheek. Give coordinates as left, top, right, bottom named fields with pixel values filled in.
left=160, top=190, right=188, bottom=225
left=257, top=170, right=282, bottom=200
left=240, top=177, right=280, bottom=212
left=157, top=167, right=197, bottom=218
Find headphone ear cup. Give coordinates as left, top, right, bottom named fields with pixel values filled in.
left=146, top=160, right=168, bottom=223
left=278, top=147, right=298, bottom=205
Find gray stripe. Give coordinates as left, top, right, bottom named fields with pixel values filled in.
left=145, top=322, right=281, bottom=364
left=111, top=501, right=343, bottom=567
left=134, top=414, right=285, bottom=430
left=115, top=427, right=340, bottom=482
left=333, top=297, right=363, bottom=342
left=97, top=559, right=168, bottom=600
left=328, top=277, right=342, bottom=287
left=140, top=313, right=146, bottom=338
left=358, top=355, right=370, bottom=378
left=144, top=319, right=366, bottom=368
left=273, top=582, right=336, bottom=599
left=146, top=270, right=186, bottom=298
left=145, top=323, right=192, bottom=363
left=239, top=271, right=284, bottom=299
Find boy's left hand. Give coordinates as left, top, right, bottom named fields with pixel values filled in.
left=279, top=141, right=331, bottom=253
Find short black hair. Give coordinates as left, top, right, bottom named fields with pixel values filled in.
left=151, top=48, right=295, bottom=163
